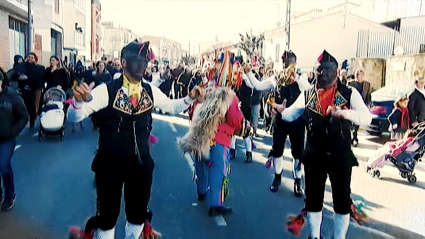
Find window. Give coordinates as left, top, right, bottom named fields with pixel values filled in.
left=275, top=44, right=280, bottom=62
left=55, top=0, right=60, bottom=14
left=75, top=31, right=84, bottom=46
left=9, top=17, right=27, bottom=68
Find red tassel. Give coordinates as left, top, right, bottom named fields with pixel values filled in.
left=149, top=134, right=158, bottom=144
left=68, top=226, right=93, bottom=239
left=142, top=220, right=162, bottom=239
left=286, top=209, right=307, bottom=236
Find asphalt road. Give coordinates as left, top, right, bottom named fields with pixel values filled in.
left=0, top=112, right=424, bottom=239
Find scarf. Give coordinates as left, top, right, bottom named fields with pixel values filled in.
left=123, top=74, right=142, bottom=108
left=399, top=107, right=410, bottom=129
left=317, top=82, right=337, bottom=116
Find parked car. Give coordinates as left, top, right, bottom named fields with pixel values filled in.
left=365, top=83, right=414, bottom=136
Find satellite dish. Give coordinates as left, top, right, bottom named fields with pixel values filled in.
left=394, top=46, right=404, bottom=56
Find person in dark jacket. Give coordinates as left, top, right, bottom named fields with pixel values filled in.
left=21, top=53, right=45, bottom=127
left=388, top=96, right=410, bottom=140
left=91, top=61, right=112, bottom=85
left=408, top=77, right=425, bottom=127
left=348, top=69, right=372, bottom=146
left=188, top=70, right=202, bottom=92
left=44, top=56, right=70, bottom=92
left=0, top=73, right=29, bottom=211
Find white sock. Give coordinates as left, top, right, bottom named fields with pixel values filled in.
left=292, top=159, right=303, bottom=179
left=94, top=228, right=115, bottom=239
left=334, top=213, right=350, bottom=239
left=230, top=136, right=236, bottom=149
left=307, top=211, right=322, bottom=239
left=274, top=157, right=283, bottom=174
left=243, top=137, right=252, bottom=152
left=124, top=221, right=144, bottom=239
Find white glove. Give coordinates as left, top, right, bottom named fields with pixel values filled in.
left=392, top=124, right=398, bottom=129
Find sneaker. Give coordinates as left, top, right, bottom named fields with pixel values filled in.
left=2, top=194, right=16, bottom=211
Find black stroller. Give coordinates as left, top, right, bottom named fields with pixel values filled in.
left=367, top=122, right=425, bottom=183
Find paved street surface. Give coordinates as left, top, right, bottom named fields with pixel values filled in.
left=1, top=112, right=425, bottom=239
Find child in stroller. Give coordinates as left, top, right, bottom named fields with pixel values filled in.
left=38, top=87, right=66, bottom=141
left=366, top=122, right=425, bottom=183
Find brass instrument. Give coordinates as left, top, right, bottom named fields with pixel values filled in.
left=278, top=63, right=296, bottom=86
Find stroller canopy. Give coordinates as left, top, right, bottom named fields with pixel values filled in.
left=44, top=87, right=66, bottom=103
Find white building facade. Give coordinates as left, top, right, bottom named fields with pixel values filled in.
left=263, top=12, right=392, bottom=72
left=63, top=0, right=86, bottom=67
left=32, top=0, right=65, bottom=66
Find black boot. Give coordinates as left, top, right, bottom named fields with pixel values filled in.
left=229, top=149, right=236, bottom=160
left=294, top=178, right=304, bottom=198
left=208, top=206, right=233, bottom=217
left=270, top=173, right=282, bottom=192
left=244, top=151, right=252, bottom=163
left=198, top=193, right=206, bottom=201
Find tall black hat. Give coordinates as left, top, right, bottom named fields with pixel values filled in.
left=121, top=41, right=153, bottom=61
left=317, top=50, right=338, bottom=66
left=281, top=50, right=297, bottom=62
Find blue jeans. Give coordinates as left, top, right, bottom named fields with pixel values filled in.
left=195, top=144, right=229, bottom=207
left=0, top=139, right=16, bottom=200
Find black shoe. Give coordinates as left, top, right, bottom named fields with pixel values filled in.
left=294, top=178, right=304, bottom=198
left=198, top=193, right=206, bottom=201
left=229, top=149, right=236, bottom=160
left=2, top=194, right=16, bottom=211
left=208, top=206, right=233, bottom=217
left=270, top=173, right=282, bottom=192
left=244, top=152, right=252, bottom=163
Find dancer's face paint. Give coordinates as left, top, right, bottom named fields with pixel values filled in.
left=122, top=54, right=148, bottom=81
left=316, top=62, right=338, bottom=89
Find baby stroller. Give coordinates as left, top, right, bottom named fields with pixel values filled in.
left=366, top=122, right=425, bottom=183
left=38, top=87, right=66, bottom=141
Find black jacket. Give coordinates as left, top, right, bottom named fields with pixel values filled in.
left=0, top=86, right=29, bottom=141
left=408, top=89, right=425, bottom=125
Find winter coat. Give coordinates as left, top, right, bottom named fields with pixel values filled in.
left=0, top=86, right=29, bottom=141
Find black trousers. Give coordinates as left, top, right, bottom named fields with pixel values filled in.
left=303, top=148, right=352, bottom=215
left=93, top=153, right=155, bottom=230
left=21, top=90, right=36, bottom=127
left=270, top=118, right=305, bottom=159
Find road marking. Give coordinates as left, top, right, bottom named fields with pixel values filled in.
left=215, top=216, right=227, bottom=226
left=192, top=203, right=198, bottom=206
left=14, top=145, right=21, bottom=151
left=184, top=153, right=195, bottom=175
left=168, top=118, right=177, bottom=132
left=32, top=133, right=38, bottom=137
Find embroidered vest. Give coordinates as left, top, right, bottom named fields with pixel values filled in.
left=274, top=81, right=304, bottom=124
left=303, top=81, right=353, bottom=153
left=94, top=77, right=154, bottom=160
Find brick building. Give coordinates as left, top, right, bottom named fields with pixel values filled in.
left=0, top=0, right=28, bottom=70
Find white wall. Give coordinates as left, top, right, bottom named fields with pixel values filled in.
left=401, top=16, right=425, bottom=28
left=289, top=13, right=392, bottom=70
left=63, top=0, right=76, bottom=49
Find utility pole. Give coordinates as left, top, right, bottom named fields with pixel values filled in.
left=285, top=0, right=291, bottom=50
left=343, top=0, right=348, bottom=28
left=27, top=0, right=32, bottom=53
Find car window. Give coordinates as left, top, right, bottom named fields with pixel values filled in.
left=372, top=84, right=414, bottom=97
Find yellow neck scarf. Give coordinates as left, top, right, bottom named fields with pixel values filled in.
left=122, top=74, right=142, bottom=99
